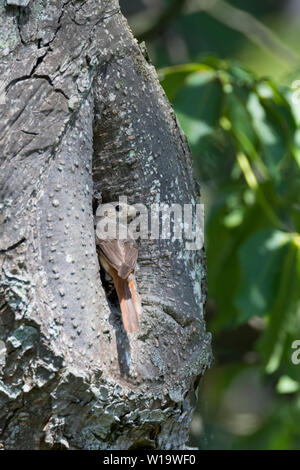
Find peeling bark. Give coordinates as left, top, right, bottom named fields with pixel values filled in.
left=0, top=0, right=212, bottom=450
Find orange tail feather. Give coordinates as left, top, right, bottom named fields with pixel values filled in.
left=112, top=273, right=139, bottom=333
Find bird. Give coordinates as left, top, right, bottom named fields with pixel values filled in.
left=95, top=201, right=140, bottom=333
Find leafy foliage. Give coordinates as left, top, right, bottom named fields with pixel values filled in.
left=160, top=57, right=300, bottom=449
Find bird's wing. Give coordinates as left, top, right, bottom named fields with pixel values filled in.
left=97, top=238, right=138, bottom=279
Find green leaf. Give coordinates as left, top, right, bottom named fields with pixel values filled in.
left=235, top=229, right=292, bottom=324
left=258, top=239, right=300, bottom=372
left=226, top=62, right=255, bottom=87
left=207, top=201, right=270, bottom=331
left=172, top=71, right=223, bottom=154
left=246, top=92, right=287, bottom=179
left=277, top=376, right=300, bottom=394
left=224, top=91, right=260, bottom=162
left=257, top=80, right=298, bottom=160
left=159, top=63, right=213, bottom=101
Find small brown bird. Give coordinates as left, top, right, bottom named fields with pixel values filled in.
left=95, top=201, right=140, bottom=333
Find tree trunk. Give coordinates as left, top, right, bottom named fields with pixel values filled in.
left=0, top=0, right=212, bottom=450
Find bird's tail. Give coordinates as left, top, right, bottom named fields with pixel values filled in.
left=112, top=273, right=140, bottom=333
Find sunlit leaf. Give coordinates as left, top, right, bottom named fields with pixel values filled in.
left=277, top=375, right=300, bottom=394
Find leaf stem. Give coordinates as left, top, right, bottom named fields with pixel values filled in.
left=237, top=152, right=283, bottom=229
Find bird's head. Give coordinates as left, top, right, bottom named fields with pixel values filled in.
left=95, top=201, right=137, bottom=223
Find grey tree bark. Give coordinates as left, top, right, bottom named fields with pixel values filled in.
left=0, top=0, right=212, bottom=450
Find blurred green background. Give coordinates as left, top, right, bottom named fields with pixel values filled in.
left=120, top=0, right=300, bottom=450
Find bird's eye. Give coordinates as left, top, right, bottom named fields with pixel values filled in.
left=115, top=205, right=121, bottom=212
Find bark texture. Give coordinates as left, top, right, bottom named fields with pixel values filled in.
left=0, top=0, right=212, bottom=449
